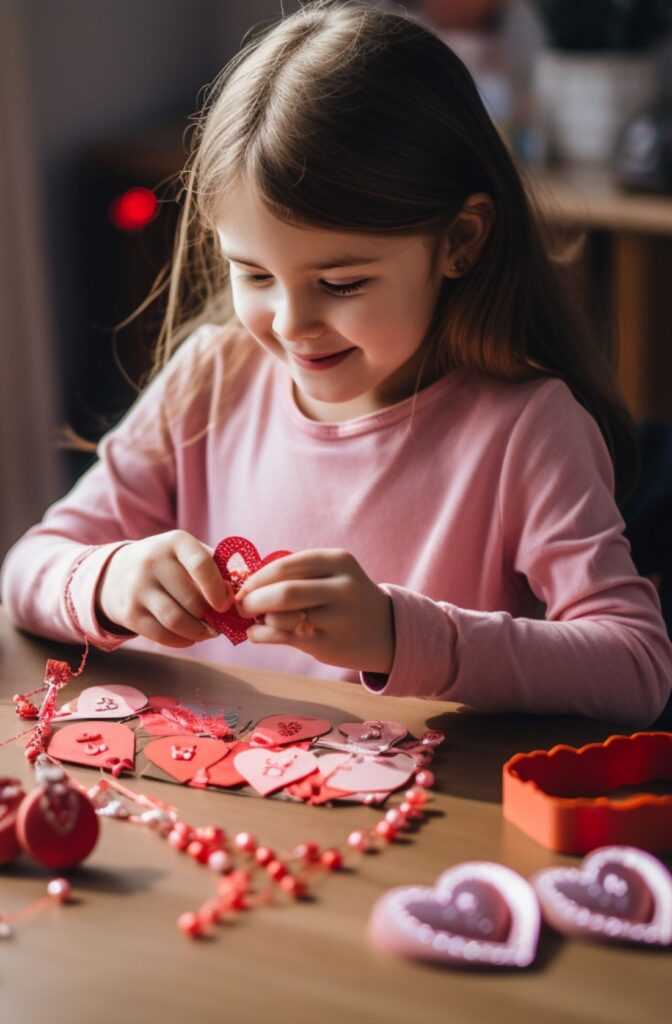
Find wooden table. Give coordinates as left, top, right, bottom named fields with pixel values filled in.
left=0, top=612, right=669, bottom=1024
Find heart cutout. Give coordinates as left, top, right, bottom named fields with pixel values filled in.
left=195, top=742, right=251, bottom=789
left=203, top=537, right=291, bottom=644
left=369, top=863, right=540, bottom=967
left=144, top=735, right=229, bottom=784
left=233, top=746, right=319, bottom=796
left=338, top=721, right=407, bottom=752
left=55, top=685, right=148, bottom=721
left=532, top=845, right=672, bottom=945
left=249, top=714, right=332, bottom=747
left=315, top=751, right=416, bottom=794
left=47, top=722, right=136, bottom=773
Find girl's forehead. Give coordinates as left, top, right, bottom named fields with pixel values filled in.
left=214, top=184, right=433, bottom=270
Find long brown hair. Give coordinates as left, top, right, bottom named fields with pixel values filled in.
left=150, top=0, right=637, bottom=499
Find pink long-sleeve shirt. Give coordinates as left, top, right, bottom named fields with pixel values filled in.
left=2, top=324, right=671, bottom=725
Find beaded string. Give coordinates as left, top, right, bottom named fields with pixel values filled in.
left=0, top=879, right=73, bottom=940
left=12, top=642, right=90, bottom=762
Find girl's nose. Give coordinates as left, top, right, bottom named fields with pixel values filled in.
left=272, top=295, right=324, bottom=343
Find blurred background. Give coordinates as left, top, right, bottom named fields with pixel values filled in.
left=2, top=0, right=672, bottom=561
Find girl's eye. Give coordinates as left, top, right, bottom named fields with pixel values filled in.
left=238, top=274, right=367, bottom=296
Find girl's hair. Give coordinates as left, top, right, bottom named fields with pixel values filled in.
left=149, top=0, right=637, bottom=499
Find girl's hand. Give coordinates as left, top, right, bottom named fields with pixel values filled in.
left=96, top=531, right=233, bottom=647
left=235, top=549, right=395, bottom=673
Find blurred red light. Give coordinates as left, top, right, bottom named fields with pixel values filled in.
left=108, top=186, right=158, bottom=231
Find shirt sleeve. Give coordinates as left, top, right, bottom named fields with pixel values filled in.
left=0, top=327, right=215, bottom=650
left=362, top=380, right=672, bottom=727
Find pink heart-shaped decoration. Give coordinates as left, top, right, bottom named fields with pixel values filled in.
left=203, top=537, right=291, bottom=644
left=338, top=720, right=407, bottom=752
left=55, top=685, right=148, bottom=721
left=369, top=863, right=540, bottom=967
left=315, top=751, right=416, bottom=794
left=249, top=714, right=332, bottom=747
left=47, top=722, right=136, bottom=773
left=143, top=735, right=229, bottom=784
left=233, top=746, right=319, bottom=796
left=532, top=845, right=672, bottom=945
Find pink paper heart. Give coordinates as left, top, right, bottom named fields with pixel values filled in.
left=369, top=863, right=540, bottom=967
left=315, top=751, right=416, bottom=794
left=532, top=845, right=672, bottom=945
left=47, top=722, right=136, bottom=773
left=203, top=537, right=291, bottom=644
left=143, top=735, right=229, bottom=784
left=233, top=746, right=319, bottom=796
left=55, top=685, right=148, bottom=721
left=338, top=720, right=407, bottom=752
left=249, top=714, right=332, bottom=747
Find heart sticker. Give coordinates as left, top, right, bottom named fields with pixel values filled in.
left=315, top=751, right=416, bottom=794
left=233, top=746, right=320, bottom=796
left=144, top=735, right=229, bottom=784
left=532, top=845, right=672, bottom=946
left=55, top=685, right=148, bottom=721
left=195, top=742, right=252, bottom=789
left=47, top=722, right=136, bottom=773
left=338, top=721, right=407, bottom=752
left=203, top=537, right=291, bottom=644
left=249, top=714, right=332, bottom=748
left=369, top=863, right=540, bottom=968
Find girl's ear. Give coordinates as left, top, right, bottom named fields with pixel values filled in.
left=441, top=193, right=496, bottom=278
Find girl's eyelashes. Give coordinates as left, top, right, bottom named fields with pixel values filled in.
left=236, top=273, right=368, bottom=296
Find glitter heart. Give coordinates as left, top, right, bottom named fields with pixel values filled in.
left=369, top=863, right=540, bottom=967
left=532, top=845, right=672, bottom=945
left=202, top=537, right=292, bottom=644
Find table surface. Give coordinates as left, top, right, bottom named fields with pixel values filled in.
left=0, top=612, right=669, bottom=1024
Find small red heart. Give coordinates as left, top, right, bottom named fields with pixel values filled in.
left=203, top=537, right=291, bottom=644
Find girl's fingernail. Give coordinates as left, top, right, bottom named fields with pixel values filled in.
left=203, top=622, right=218, bottom=638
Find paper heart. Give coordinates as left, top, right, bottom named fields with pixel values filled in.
left=249, top=714, right=332, bottom=747
left=144, top=735, right=229, bottom=784
left=55, top=685, right=148, bottom=721
left=233, top=746, right=319, bottom=796
left=315, top=751, right=416, bottom=794
left=532, top=845, right=672, bottom=945
left=203, top=536, right=291, bottom=644
left=47, top=722, right=136, bottom=773
left=194, top=742, right=251, bottom=789
left=338, top=721, right=407, bottom=752
left=369, top=863, right=540, bottom=968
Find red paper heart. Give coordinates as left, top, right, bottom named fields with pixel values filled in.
left=249, top=714, right=332, bottom=747
left=532, top=846, right=672, bottom=945
left=369, top=863, right=540, bottom=967
left=144, top=735, right=229, bottom=784
left=203, top=537, right=291, bottom=644
left=47, top=722, right=136, bottom=773
left=192, top=742, right=251, bottom=789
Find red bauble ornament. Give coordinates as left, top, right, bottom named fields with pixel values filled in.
left=15, top=760, right=99, bottom=870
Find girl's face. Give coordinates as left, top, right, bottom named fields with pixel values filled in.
left=215, top=184, right=448, bottom=421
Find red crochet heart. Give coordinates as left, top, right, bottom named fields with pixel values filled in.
left=203, top=536, right=291, bottom=645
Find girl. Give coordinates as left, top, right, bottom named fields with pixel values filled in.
left=2, top=1, right=671, bottom=725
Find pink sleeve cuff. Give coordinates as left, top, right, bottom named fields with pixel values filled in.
left=360, top=584, right=458, bottom=699
left=65, top=541, right=136, bottom=651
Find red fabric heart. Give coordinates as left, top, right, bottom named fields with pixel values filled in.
left=47, top=722, right=136, bottom=773
left=203, top=537, right=291, bottom=644
left=143, top=735, right=229, bottom=784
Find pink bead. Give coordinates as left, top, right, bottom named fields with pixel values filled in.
left=177, top=911, right=203, bottom=938
left=47, top=878, right=71, bottom=902
left=280, top=875, right=306, bottom=899
left=362, top=794, right=379, bottom=807
left=404, top=787, right=428, bottom=806
left=254, top=846, right=275, bottom=867
left=414, top=770, right=435, bottom=789
left=384, top=809, right=406, bottom=828
left=234, top=832, right=257, bottom=853
left=186, top=840, right=209, bottom=864
left=347, top=830, right=370, bottom=852
left=167, top=829, right=189, bottom=850
left=374, top=819, right=397, bottom=841
left=292, top=841, right=320, bottom=863
left=207, top=849, right=229, bottom=873
left=266, top=859, right=288, bottom=881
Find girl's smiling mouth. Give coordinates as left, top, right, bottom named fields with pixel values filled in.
left=291, top=347, right=357, bottom=370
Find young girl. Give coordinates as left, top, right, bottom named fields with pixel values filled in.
left=2, top=1, right=671, bottom=726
